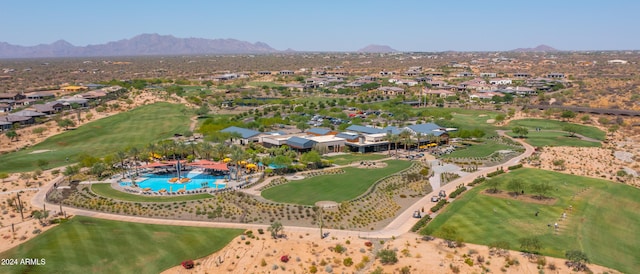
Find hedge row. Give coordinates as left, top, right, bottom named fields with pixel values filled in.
left=508, top=164, right=523, bottom=170
left=486, top=169, right=505, bottom=177
left=468, top=176, right=486, bottom=186
left=449, top=186, right=467, bottom=199
left=410, top=215, right=432, bottom=232
left=430, top=199, right=448, bottom=213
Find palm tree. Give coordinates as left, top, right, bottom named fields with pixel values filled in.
left=145, top=143, right=157, bottom=162
left=198, top=142, right=214, bottom=160
left=127, top=146, right=141, bottom=177
left=115, top=150, right=128, bottom=179
left=389, top=134, right=401, bottom=159
left=416, top=132, right=424, bottom=150
left=230, top=145, right=246, bottom=180
left=384, top=132, right=394, bottom=156
left=213, top=143, right=231, bottom=161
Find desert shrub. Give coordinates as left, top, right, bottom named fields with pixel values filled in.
left=377, top=249, right=398, bottom=265
left=343, top=257, right=353, bottom=267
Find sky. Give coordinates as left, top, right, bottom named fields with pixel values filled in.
left=1, top=0, right=639, bottom=52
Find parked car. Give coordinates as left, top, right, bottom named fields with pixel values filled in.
left=412, top=211, right=422, bottom=218
left=431, top=196, right=440, bottom=202
left=439, top=190, right=446, bottom=198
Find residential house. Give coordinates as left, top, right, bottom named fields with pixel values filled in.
left=456, top=72, right=475, bottom=77
left=61, top=85, right=88, bottom=92
left=220, top=126, right=262, bottom=145
left=424, top=89, right=456, bottom=98
left=379, top=71, right=396, bottom=76
left=377, top=86, right=405, bottom=96
left=279, top=70, right=295, bottom=75
left=480, top=72, right=497, bottom=78
left=25, top=91, right=55, bottom=100
left=546, top=73, right=565, bottom=79
left=257, top=71, right=272, bottom=75
left=0, top=103, right=11, bottom=113
left=489, top=79, right=512, bottom=85
left=0, top=120, right=11, bottom=131
left=512, top=73, right=531, bottom=78
left=0, top=92, right=25, bottom=101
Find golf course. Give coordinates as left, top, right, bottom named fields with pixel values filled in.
left=0, top=216, right=243, bottom=274
left=422, top=168, right=640, bottom=273
left=0, top=103, right=190, bottom=173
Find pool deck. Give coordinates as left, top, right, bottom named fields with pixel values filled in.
left=102, top=171, right=263, bottom=196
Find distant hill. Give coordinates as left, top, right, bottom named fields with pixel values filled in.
left=0, top=33, right=278, bottom=58
left=357, top=44, right=398, bottom=53
left=511, top=44, right=558, bottom=52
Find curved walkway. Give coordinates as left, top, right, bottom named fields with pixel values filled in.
left=31, top=135, right=535, bottom=239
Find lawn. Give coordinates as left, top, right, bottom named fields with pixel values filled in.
left=442, top=140, right=516, bottom=158
left=0, top=103, right=190, bottom=173
left=507, top=131, right=601, bottom=147
left=0, top=216, right=243, bottom=274
left=507, top=118, right=605, bottom=140
left=261, top=160, right=411, bottom=205
left=91, top=183, right=212, bottom=202
left=324, top=153, right=388, bottom=165
left=423, top=168, right=640, bottom=273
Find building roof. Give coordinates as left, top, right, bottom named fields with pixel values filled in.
left=220, top=126, right=261, bottom=139
left=12, top=110, right=46, bottom=117
left=286, top=136, right=316, bottom=149
left=406, top=123, right=448, bottom=136
left=335, top=132, right=359, bottom=140
left=345, top=125, right=385, bottom=134
left=307, top=127, right=332, bottom=135
left=383, top=126, right=403, bottom=135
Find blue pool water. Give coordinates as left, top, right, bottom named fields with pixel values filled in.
left=120, top=171, right=227, bottom=192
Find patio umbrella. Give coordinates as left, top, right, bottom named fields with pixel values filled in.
left=223, top=158, right=231, bottom=163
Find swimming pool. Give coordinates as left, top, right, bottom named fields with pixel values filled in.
left=120, top=171, right=227, bottom=192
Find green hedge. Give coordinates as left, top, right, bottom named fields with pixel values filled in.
left=410, top=215, right=432, bottom=232
left=430, top=199, right=448, bottom=213
left=468, top=176, right=486, bottom=186
left=487, top=169, right=505, bottom=177
left=508, top=164, right=523, bottom=170
left=449, top=186, right=467, bottom=198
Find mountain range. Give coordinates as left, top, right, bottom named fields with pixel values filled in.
left=0, top=33, right=558, bottom=58
left=357, top=44, right=398, bottom=53
left=0, top=34, right=279, bottom=58
left=510, top=44, right=558, bottom=52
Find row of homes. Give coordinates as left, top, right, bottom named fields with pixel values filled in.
left=220, top=123, right=452, bottom=154
left=0, top=85, right=123, bottom=131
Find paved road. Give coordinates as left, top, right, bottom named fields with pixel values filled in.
left=31, top=133, right=535, bottom=239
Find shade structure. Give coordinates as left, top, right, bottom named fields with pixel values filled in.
left=140, top=162, right=174, bottom=168
left=223, top=158, right=231, bottom=163
left=187, top=162, right=229, bottom=171
left=246, top=163, right=257, bottom=169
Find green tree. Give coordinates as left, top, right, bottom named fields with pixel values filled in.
left=507, top=178, right=524, bottom=196
left=296, top=121, right=310, bottom=132
left=300, top=150, right=322, bottom=169
left=268, top=221, right=283, bottom=239
left=512, top=126, right=529, bottom=138
left=486, top=179, right=500, bottom=193
left=57, top=118, right=76, bottom=130
left=195, top=104, right=210, bottom=116
left=5, top=130, right=18, bottom=141
left=31, top=209, right=49, bottom=226
left=562, top=124, right=579, bottom=137
left=531, top=182, right=552, bottom=200
left=561, top=110, right=576, bottom=120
